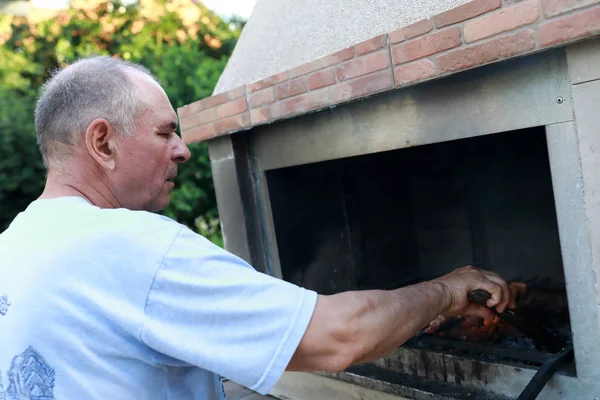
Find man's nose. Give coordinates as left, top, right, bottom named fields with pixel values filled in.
left=173, top=135, right=191, bottom=163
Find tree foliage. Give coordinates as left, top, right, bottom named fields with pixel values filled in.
left=0, top=0, right=242, bottom=245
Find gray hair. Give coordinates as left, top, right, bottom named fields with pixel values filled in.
left=35, top=56, right=157, bottom=167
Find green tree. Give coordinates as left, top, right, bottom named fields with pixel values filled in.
left=0, top=1, right=242, bottom=245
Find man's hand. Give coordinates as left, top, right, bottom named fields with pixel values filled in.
left=288, top=265, right=518, bottom=373
left=432, top=265, right=516, bottom=320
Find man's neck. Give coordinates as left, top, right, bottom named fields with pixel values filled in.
left=40, top=167, right=121, bottom=209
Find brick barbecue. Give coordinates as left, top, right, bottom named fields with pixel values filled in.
left=179, top=0, right=600, bottom=398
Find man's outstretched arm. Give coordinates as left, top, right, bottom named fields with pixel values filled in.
left=287, top=266, right=513, bottom=373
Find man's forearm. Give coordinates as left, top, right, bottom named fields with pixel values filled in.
left=289, top=266, right=509, bottom=373
left=329, top=281, right=451, bottom=366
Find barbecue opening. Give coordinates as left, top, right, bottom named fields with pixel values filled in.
left=266, top=126, right=572, bottom=368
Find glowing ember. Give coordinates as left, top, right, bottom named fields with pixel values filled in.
left=433, top=315, right=524, bottom=345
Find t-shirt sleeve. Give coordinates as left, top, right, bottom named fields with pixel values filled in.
left=140, top=226, right=318, bottom=395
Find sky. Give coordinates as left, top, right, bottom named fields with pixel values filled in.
left=29, top=0, right=258, bottom=19
left=201, top=0, right=257, bottom=19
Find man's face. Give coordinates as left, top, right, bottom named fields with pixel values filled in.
left=111, top=71, right=191, bottom=212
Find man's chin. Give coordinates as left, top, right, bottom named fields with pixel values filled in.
left=154, top=199, right=171, bottom=213
left=147, top=195, right=172, bottom=213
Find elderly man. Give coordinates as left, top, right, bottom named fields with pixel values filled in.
left=0, top=56, right=516, bottom=399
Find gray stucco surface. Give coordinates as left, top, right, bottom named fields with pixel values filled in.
left=214, top=0, right=471, bottom=94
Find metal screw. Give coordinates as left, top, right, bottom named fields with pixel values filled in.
left=557, top=97, right=564, bottom=104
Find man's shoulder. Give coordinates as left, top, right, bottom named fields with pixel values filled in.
left=106, top=207, right=180, bottom=229
left=94, top=207, right=186, bottom=247
left=19, top=198, right=187, bottom=251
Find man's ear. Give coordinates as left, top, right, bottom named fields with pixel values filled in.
left=85, top=118, right=118, bottom=170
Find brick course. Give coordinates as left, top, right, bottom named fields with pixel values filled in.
left=391, top=27, right=462, bottom=64
left=288, top=48, right=354, bottom=78
left=435, top=0, right=502, bottom=28
left=437, top=29, right=536, bottom=74
left=389, top=19, right=433, bottom=44
left=394, top=59, right=437, bottom=86
left=183, top=124, right=214, bottom=143
left=355, top=35, right=387, bottom=56
left=249, top=88, right=275, bottom=108
left=271, top=88, right=330, bottom=119
left=215, top=97, right=247, bottom=119
left=308, top=68, right=337, bottom=90
left=331, top=70, right=394, bottom=103
left=463, top=0, right=539, bottom=43
left=180, top=108, right=216, bottom=130
left=276, top=77, right=308, bottom=100
left=539, top=6, right=600, bottom=48
left=179, top=0, right=600, bottom=143
left=247, top=72, right=288, bottom=93
left=214, top=113, right=251, bottom=136
left=250, top=107, right=271, bottom=125
left=542, top=0, right=599, bottom=17
left=336, top=51, right=390, bottom=81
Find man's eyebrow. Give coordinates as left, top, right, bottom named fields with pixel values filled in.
left=159, top=121, right=178, bottom=131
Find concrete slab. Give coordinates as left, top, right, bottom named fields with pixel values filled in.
left=567, top=37, right=600, bottom=85
left=208, top=135, right=235, bottom=163
left=211, top=156, right=252, bottom=263
left=224, top=381, right=274, bottom=399
left=270, top=372, right=411, bottom=400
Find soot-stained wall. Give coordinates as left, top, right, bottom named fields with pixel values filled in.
left=267, top=126, right=564, bottom=295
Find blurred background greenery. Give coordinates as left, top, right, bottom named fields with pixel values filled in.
left=0, top=0, right=246, bottom=246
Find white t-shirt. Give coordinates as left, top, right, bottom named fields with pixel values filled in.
left=0, top=197, right=317, bottom=399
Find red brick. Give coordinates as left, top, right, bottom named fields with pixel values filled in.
left=389, top=19, right=433, bottom=44
left=250, top=107, right=271, bottom=125
left=539, top=5, right=600, bottom=47
left=331, top=69, right=394, bottom=103
left=226, top=85, right=246, bottom=99
left=436, top=29, right=536, bottom=74
left=214, top=113, right=251, bottom=136
left=336, top=51, right=390, bottom=81
left=435, top=0, right=502, bottom=28
left=178, top=92, right=228, bottom=117
left=247, top=72, right=288, bottom=93
left=288, top=47, right=355, bottom=78
left=183, top=124, right=214, bottom=143
left=394, top=59, right=437, bottom=87
left=308, top=68, right=337, bottom=90
left=276, top=77, right=309, bottom=100
left=271, top=88, right=330, bottom=119
left=391, top=27, right=462, bottom=65
left=355, top=35, right=388, bottom=56
left=542, top=0, right=599, bottom=17
left=249, top=88, right=275, bottom=108
left=464, top=0, right=539, bottom=43
left=179, top=108, right=216, bottom=130
left=215, top=97, right=248, bottom=119
left=177, top=104, right=196, bottom=119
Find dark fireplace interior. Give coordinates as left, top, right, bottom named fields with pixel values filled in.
left=266, top=126, right=572, bottom=370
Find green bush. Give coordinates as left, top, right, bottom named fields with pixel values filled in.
left=0, top=1, right=243, bottom=244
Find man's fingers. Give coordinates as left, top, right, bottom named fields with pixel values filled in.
left=463, top=303, right=496, bottom=320
left=509, top=282, right=527, bottom=309
left=472, top=279, right=504, bottom=309
left=482, top=272, right=511, bottom=313
left=424, top=315, right=446, bottom=333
